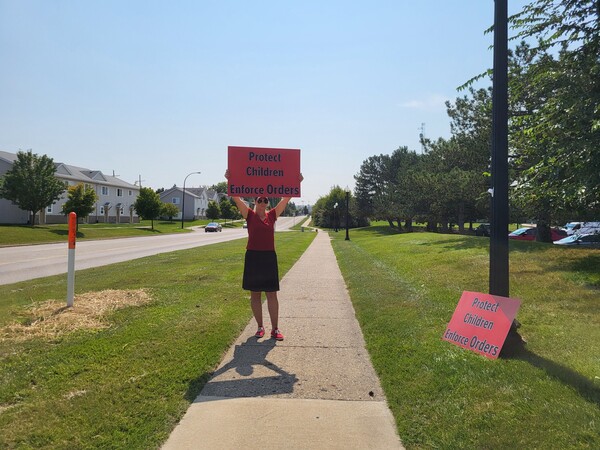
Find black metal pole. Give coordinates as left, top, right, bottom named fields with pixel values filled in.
left=345, top=191, right=350, bottom=241
left=489, top=0, right=509, bottom=298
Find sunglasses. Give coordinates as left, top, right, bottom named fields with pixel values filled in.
left=256, top=198, right=269, bottom=204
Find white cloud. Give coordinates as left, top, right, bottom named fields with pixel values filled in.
left=399, top=94, right=450, bottom=111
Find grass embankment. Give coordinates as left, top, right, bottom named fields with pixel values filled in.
left=331, top=226, right=599, bottom=449
left=0, top=231, right=315, bottom=449
left=288, top=215, right=311, bottom=231
left=0, top=219, right=243, bottom=247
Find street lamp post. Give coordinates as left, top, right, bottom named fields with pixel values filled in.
left=333, top=202, right=338, bottom=232
left=489, top=0, right=523, bottom=354
left=344, top=189, right=350, bottom=241
left=181, top=171, right=201, bottom=229
left=489, top=0, right=509, bottom=298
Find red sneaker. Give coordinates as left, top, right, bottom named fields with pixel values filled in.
left=255, top=327, right=265, bottom=338
left=271, top=329, right=284, bottom=341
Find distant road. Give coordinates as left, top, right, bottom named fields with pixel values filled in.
left=0, top=215, right=304, bottom=285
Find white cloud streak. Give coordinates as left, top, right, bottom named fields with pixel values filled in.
left=399, top=94, right=450, bottom=111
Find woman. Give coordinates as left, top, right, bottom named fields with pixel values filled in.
left=224, top=170, right=303, bottom=341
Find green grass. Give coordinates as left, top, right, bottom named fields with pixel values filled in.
left=288, top=215, right=311, bottom=231
left=0, top=219, right=244, bottom=246
left=0, top=231, right=315, bottom=449
left=331, top=226, right=599, bottom=449
left=368, top=220, right=525, bottom=232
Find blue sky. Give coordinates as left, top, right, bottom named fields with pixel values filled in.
left=0, top=0, right=528, bottom=205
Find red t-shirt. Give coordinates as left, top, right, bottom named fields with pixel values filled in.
left=246, top=209, right=277, bottom=251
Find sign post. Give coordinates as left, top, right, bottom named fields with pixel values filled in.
left=67, top=212, right=76, bottom=307
left=442, top=291, right=521, bottom=359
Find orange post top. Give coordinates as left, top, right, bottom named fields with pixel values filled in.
left=68, top=212, right=77, bottom=249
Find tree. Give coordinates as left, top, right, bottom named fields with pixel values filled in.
left=445, top=87, right=494, bottom=228
left=354, top=155, right=386, bottom=222
left=354, top=147, right=420, bottom=229
left=210, top=181, right=228, bottom=194
left=206, top=201, right=220, bottom=221
left=0, top=150, right=66, bottom=225
left=283, top=201, right=296, bottom=217
left=219, top=197, right=235, bottom=223
left=508, top=1, right=600, bottom=240
left=312, top=186, right=365, bottom=229
left=161, top=202, right=180, bottom=222
left=134, top=187, right=163, bottom=230
left=61, top=183, right=98, bottom=231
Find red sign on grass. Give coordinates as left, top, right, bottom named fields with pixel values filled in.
left=442, top=291, right=521, bottom=359
left=227, top=146, right=301, bottom=197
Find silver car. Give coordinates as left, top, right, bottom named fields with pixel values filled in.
left=554, top=233, right=600, bottom=247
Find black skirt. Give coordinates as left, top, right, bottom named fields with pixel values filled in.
left=242, top=250, right=280, bottom=292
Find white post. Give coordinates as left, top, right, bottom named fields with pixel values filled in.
left=67, top=212, right=76, bottom=307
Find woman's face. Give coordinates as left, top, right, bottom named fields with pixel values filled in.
left=255, top=197, right=268, bottom=209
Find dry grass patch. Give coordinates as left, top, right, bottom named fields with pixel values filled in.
left=0, top=289, right=152, bottom=342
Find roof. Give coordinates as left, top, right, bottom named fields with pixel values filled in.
left=0, top=150, right=138, bottom=189
left=0, top=150, right=18, bottom=163
left=160, top=186, right=224, bottom=200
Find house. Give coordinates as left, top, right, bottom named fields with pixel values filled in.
left=0, top=150, right=140, bottom=224
left=159, top=186, right=223, bottom=220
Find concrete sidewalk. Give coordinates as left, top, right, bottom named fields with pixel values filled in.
left=162, top=231, right=404, bottom=449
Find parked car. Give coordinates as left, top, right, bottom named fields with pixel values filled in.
left=242, top=221, right=248, bottom=229
left=554, top=233, right=600, bottom=247
left=563, top=222, right=582, bottom=235
left=475, top=223, right=491, bottom=237
left=563, top=221, right=600, bottom=235
left=509, top=227, right=536, bottom=240
left=578, top=222, right=600, bottom=236
left=205, top=222, right=222, bottom=232
left=508, top=227, right=567, bottom=241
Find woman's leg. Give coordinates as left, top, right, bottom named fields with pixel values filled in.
left=265, top=291, right=279, bottom=330
left=250, top=291, right=263, bottom=327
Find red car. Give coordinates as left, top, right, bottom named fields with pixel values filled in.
left=508, top=227, right=567, bottom=241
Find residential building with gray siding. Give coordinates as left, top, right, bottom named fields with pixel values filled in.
left=0, top=150, right=140, bottom=224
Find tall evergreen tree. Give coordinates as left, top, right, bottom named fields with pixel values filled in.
left=354, top=147, right=420, bottom=229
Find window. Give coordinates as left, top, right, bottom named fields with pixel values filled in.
left=101, top=186, right=109, bottom=195
left=172, top=197, right=180, bottom=205
left=117, top=188, right=123, bottom=197
left=128, top=190, right=132, bottom=196
left=46, top=204, right=54, bottom=213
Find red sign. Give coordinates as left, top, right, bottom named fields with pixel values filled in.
left=227, top=146, right=301, bottom=197
left=442, top=291, right=521, bottom=359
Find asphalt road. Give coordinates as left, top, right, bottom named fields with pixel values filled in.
left=0, top=216, right=303, bottom=285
